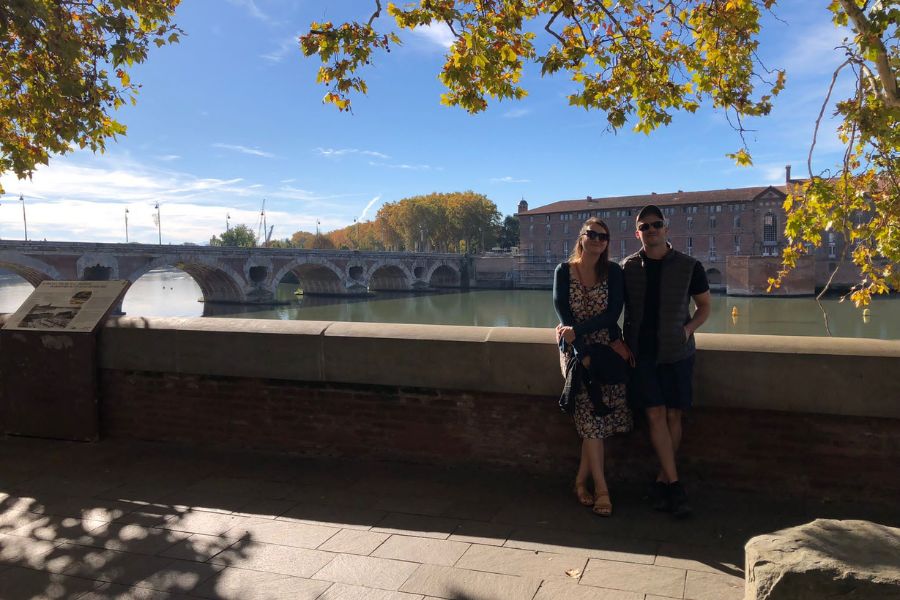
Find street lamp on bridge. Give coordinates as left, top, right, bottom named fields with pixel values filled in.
left=153, top=202, right=162, bottom=245
left=125, top=208, right=129, bottom=243
left=20, top=194, right=28, bottom=241
left=226, top=213, right=231, bottom=232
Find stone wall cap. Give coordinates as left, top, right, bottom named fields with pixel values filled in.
left=323, top=321, right=490, bottom=342
left=696, top=332, right=900, bottom=357
left=105, top=315, right=332, bottom=336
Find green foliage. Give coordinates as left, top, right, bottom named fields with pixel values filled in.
left=209, top=224, right=257, bottom=248
left=497, top=214, right=520, bottom=249
left=0, top=0, right=182, bottom=193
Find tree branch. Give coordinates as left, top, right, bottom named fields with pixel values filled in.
left=809, top=58, right=852, bottom=179
left=837, top=0, right=899, bottom=108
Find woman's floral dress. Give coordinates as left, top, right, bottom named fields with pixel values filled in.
left=559, top=274, right=633, bottom=439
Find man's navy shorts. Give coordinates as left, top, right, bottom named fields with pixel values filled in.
left=630, top=354, right=695, bottom=410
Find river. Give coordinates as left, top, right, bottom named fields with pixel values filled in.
left=0, top=270, right=896, bottom=339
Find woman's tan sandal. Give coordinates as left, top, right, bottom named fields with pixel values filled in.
left=592, top=492, right=613, bottom=517
left=574, top=483, right=594, bottom=506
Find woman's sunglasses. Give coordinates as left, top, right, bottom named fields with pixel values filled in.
left=637, top=220, right=666, bottom=232
left=582, top=230, right=610, bottom=241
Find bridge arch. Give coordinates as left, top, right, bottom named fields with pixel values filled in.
left=425, top=262, right=462, bottom=288
left=125, top=256, right=246, bottom=303
left=364, top=260, right=415, bottom=292
left=0, top=252, right=61, bottom=287
left=706, top=268, right=723, bottom=286
left=271, top=257, right=348, bottom=296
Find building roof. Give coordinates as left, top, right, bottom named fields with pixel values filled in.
left=519, top=185, right=788, bottom=215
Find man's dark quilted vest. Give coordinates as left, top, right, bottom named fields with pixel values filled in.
left=622, top=248, right=697, bottom=363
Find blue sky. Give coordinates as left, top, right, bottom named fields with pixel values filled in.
left=0, top=1, right=852, bottom=244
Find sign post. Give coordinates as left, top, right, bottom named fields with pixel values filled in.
left=0, top=280, right=129, bottom=441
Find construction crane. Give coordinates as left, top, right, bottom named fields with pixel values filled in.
left=256, top=199, right=267, bottom=247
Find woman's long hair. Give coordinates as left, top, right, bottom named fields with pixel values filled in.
left=568, top=217, right=610, bottom=281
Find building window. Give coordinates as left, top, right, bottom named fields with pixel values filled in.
left=620, top=239, right=626, bottom=257
left=828, top=232, right=836, bottom=258
left=546, top=215, right=551, bottom=222
left=734, top=235, right=741, bottom=254
left=709, top=236, right=716, bottom=259
left=687, top=216, right=693, bottom=230
left=710, top=215, right=717, bottom=229
left=716, top=205, right=723, bottom=212
left=763, top=211, right=777, bottom=243
left=563, top=223, right=569, bottom=235
left=687, top=237, right=693, bottom=256
left=620, top=219, right=627, bottom=232
left=528, top=224, right=534, bottom=234
left=563, top=240, right=569, bottom=255
left=733, top=214, right=741, bottom=229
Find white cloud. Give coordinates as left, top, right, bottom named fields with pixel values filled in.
left=0, top=155, right=366, bottom=244
left=315, top=147, right=390, bottom=160
left=410, top=22, right=455, bottom=49
left=261, top=34, right=300, bottom=63
left=368, top=161, right=436, bottom=171
left=225, top=0, right=272, bottom=23
left=502, top=108, right=532, bottom=119
left=155, top=154, right=181, bottom=162
left=213, top=143, right=277, bottom=158
left=360, top=195, right=382, bottom=220
left=491, top=176, right=530, bottom=184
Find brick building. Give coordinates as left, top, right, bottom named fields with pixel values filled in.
left=516, top=166, right=852, bottom=291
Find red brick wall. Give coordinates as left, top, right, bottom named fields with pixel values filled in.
left=99, top=369, right=900, bottom=503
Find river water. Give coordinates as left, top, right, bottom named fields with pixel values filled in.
left=0, top=270, right=896, bottom=339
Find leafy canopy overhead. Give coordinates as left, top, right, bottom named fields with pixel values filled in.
left=302, top=0, right=898, bottom=306
left=0, top=0, right=182, bottom=194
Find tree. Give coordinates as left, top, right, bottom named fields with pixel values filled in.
left=291, top=230, right=335, bottom=249
left=301, top=1, right=898, bottom=305
left=0, top=0, right=182, bottom=194
left=209, top=224, right=257, bottom=248
left=497, top=215, right=520, bottom=250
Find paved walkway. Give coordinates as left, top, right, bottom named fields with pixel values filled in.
left=1, top=437, right=896, bottom=600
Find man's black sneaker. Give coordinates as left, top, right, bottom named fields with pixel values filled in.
left=668, top=481, right=692, bottom=519
left=650, top=481, right=669, bottom=512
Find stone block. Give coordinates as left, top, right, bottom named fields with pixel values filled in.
left=745, top=519, right=900, bottom=599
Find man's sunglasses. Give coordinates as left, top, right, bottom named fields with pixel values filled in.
left=637, top=220, right=666, bottom=232
left=582, top=230, right=610, bottom=241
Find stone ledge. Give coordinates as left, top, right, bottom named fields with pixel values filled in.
left=92, top=317, right=900, bottom=419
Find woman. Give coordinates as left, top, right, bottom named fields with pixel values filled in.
left=553, top=218, right=633, bottom=516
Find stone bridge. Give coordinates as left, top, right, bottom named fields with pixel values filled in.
left=0, top=241, right=470, bottom=304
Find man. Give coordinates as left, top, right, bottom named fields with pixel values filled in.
left=622, top=205, right=711, bottom=518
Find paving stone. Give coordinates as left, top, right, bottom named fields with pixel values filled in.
left=654, top=542, right=743, bottom=576
left=192, top=567, right=331, bottom=600
left=312, top=553, right=420, bottom=590
left=399, top=564, right=541, bottom=600
left=279, top=502, right=387, bottom=531
left=225, top=518, right=340, bottom=548
left=318, top=528, right=390, bottom=555
left=70, top=523, right=188, bottom=555
left=0, top=531, right=60, bottom=569
left=232, top=498, right=295, bottom=519
left=11, top=514, right=108, bottom=544
left=210, top=541, right=335, bottom=577
left=372, top=535, right=470, bottom=566
left=78, top=582, right=178, bottom=599
left=455, top=543, right=587, bottom=580
left=59, top=544, right=178, bottom=585
left=448, top=521, right=512, bottom=546
left=131, top=558, right=224, bottom=594
left=317, top=582, right=424, bottom=600
left=580, top=559, right=686, bottom=597
left=684, top=570, right=744, bottom=600
left=533, top=580, right=643, bottom=600
left=0, top=565, right=102, bottom=599
left=160, top=512, right=250, bottom=537
left=504, top=527, right=657, bottom=564
left=156, top=533, right=236, bottom=562
left=372, top=514, right=460, bottom=540
left=374, top=493, right=457, bottom=517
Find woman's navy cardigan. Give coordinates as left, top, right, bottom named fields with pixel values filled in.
left=552, top=261, right=624, bottom=355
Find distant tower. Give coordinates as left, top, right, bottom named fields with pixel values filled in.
left=517, top=198, right=528, bottom=214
